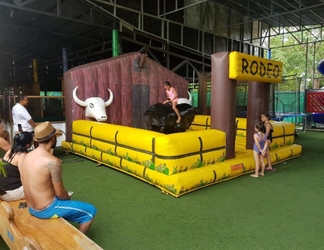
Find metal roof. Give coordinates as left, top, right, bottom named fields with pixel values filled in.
left=0, top=0, right=115, bottom=86
left=0, top=0, right=324, bottom=87
left=215, top=0, right=324, bottom=27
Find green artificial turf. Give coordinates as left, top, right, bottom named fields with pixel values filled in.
left=1, top=131, right=324, bottom=249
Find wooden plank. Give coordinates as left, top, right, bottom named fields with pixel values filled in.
left=132, top=84, right=149, bottom=128
left=0, top=201, right=41, bottom=250
left=0, top=200, right=103, bottom=250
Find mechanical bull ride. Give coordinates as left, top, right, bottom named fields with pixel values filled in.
left=144, top=103, right=195, bottom=134
left=62, top=116, right=302, bottom=198
left=144, top=90, right=195, bottom=134
left=177, top=91, right=193, bottom=105
left=73, top=86, right=113, bottom=122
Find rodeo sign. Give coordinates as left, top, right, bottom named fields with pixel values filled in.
left=229, top=52, right=283, bottom=83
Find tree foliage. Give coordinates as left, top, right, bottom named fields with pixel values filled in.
left=270, top=26, right=324, bottom=90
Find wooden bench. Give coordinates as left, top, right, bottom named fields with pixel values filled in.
left=0, top=200, right=103, bottom=250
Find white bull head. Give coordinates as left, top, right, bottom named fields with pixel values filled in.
left=177, top=91, right=192, bottom=105
left=73, top=86, right=113, bottom=122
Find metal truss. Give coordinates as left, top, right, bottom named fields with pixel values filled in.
left=2, top=0, right=324, bottom=85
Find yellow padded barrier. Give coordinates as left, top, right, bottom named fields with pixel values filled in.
left=62, top=119, right=302, bottom=197
left=73, top=122, right=160, bottom=152
left=272, top=144, right=302, bottom=163
left=236, top=118, right=247, bottom=137
left=191, top=116, right=247, bottom=136
left=191, top=115, right=296, bottom=148
left=66, top=120, right=226, bottom=176
left=154, top=130, right=225, bottom=156
left=271, top=122, right=295, bottom=150
left=190, top=115, right=210, bottom=131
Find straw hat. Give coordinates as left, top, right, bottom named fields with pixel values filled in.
left=33, top=121, right=60, bottom=142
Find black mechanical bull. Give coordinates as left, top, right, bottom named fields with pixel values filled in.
left=144, top=103, right=195, bottom=134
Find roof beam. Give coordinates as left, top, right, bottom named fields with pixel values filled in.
left=292, top=0, right=324, bottom=24
left=67, top=0, right=92, bottom=22
left=12, top=0, right=37, bottom=7
left=0, top=1, right=112, bottom=29
left=158, top=0, right=209, bottom=17
left=213, top=1, right=324, bottom=30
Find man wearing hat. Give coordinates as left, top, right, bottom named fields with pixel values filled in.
left=19, top=121, right=97, bottom=234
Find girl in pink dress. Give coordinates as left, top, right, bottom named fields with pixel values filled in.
left=163, top=81, right=181, bottom=123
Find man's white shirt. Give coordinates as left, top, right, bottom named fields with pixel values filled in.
left=12, top=103, right=33, bottom=133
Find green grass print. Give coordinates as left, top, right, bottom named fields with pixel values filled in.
left=72, top=140, right=226, bottom=176
left=91, top=145, right=100, bottom=150
left=163, top=183, right=177, bottom=194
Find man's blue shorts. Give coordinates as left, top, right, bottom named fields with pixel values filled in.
left=28, top=197, right=97, bottom=224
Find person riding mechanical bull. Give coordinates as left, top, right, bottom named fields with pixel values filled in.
left=144, top=81, right=195, bottom=134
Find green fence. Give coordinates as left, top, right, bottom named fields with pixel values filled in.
left=190, top=89, right=305, bottom=121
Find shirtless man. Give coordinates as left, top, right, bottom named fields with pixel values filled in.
left=19, top=121, right=97, bottom=234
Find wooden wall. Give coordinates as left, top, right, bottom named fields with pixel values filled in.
left=64, top=52, right=188, bottom=141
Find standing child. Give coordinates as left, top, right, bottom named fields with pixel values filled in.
left=251, top=121, right=268, bottom=178
left=261, top=113, right=276, bottom=171
left=163, top=81, right=181, bottom=123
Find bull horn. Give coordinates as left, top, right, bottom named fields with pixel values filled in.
left=105, top=89, right=114, bottom=107
left=188, top=91, right=192, bottom=105
left=72, top=86, right=87, bottom=107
